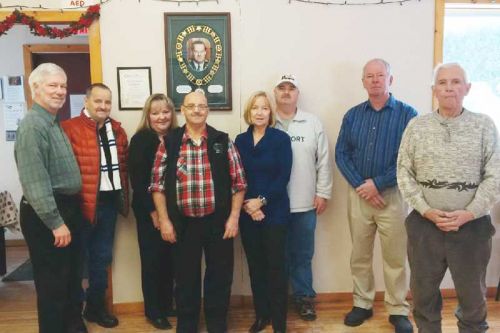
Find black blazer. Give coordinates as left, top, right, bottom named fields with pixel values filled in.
left=128, top=129, right=161, bottom=215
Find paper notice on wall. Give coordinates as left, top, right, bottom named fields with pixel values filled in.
left=2, top=76, right=25, bottom=103
left=2, top=102, right=26, bottom=141
left=70, top=94, right=85, bottom=118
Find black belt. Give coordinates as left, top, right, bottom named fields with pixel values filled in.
left=99, top=190, right=120, bottom=203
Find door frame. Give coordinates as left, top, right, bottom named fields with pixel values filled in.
left=0, top=9, right=111, bottom=307
left=434, top=0, right=498, bottom=67
left=0, top=10, right=102, bottom=87
left=23, top=44, right=90, bottom=108
left=433, top=0, right=498, bottom=108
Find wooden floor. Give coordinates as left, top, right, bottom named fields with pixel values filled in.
left=1, top=246, right=499, bottom=333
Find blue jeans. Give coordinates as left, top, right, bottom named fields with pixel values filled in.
left=81, top=200, right=118, bottom=300
left=287, top=209, right=317, bottom=298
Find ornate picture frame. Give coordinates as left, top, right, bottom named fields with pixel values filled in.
left=165, top=13, right=232, bottom=110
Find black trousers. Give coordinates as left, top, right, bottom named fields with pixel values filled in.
left=20, top=194, right=84, bottom=333
left=240, top=220, right=288, bottom=332
left=174, top=215, right=233, bottom=333
left=134, top=206, right=174, bottom=320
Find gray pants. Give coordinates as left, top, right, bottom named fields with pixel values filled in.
left=405, top=211, right=495, bottom=333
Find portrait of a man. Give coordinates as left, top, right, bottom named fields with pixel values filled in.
left=165, top=13, right=232, bottom=110
left=187, top=39, right=210, bottom=72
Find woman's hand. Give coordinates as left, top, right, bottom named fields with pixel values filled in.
left=159, top=218, right=177, bottom=243
left=250, top=209, right=265, bottom=222
left=243, top=198, right=263, bottom=215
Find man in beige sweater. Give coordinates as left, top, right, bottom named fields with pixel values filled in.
left=397, top=63, right=500, bottom=333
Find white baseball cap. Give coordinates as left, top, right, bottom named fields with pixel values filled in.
left=275, top=74, right=299, bottom=89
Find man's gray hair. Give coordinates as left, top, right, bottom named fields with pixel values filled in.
left=432, top=62, right=469, bottom=86
left=28, top=63, right=67, bottom=97
left=362, top=58, right=392, bottom=79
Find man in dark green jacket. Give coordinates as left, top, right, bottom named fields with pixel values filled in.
left=15, top=63, right=86, bottom=333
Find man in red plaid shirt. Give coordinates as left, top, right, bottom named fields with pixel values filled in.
left=150, top=91, right=247, bottom=333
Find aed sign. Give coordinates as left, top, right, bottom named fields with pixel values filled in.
left=61, top=0, right=98, bottom=8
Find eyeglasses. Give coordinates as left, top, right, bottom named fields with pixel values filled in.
left=182, top=104, right=208, bottom=111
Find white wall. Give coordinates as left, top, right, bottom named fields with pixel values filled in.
left=0, top=25, right=87, bottom=240
left=1, top=0, right=498, bottom=305
left=98, top=0, right=438, bottom=303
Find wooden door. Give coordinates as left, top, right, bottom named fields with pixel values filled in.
left=23, top=44, right=90, bottom=121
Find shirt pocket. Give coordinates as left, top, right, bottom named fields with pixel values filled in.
left=176, top=156, right=188, bottom=182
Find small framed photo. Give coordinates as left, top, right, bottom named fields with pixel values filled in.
left=117, top=67, right=152, bottom=110
left=165, top=13, right=232, bottom=110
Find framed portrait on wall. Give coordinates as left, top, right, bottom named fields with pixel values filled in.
left=164, top=13, right=232, bottom=110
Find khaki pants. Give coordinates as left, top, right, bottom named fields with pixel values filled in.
left=347, top=186, right=410, bottom=315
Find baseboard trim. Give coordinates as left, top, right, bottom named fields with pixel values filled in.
left=113, top=287, right=498, bottom=314
left=5, top=239, right=26, bottom=247
left=113, top=302, right=144, bottom=314
left=315, top=287, right=498, bottom=302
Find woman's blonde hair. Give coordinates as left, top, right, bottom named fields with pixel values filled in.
left=243, top=91, right=276, bottom=127
left=136, top=94, right=178, bottom=133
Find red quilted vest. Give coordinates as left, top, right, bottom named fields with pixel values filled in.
left=61, top=112, right=129, bottom=224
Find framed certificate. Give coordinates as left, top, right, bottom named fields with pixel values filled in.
left=117, top=67, right=152, bottom=110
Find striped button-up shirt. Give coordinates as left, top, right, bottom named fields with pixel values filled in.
left=335, top=94, right=417, bottom=192
left=150, top=130, right=247, bottom=217
left=14, top=103, right=82, bottom=230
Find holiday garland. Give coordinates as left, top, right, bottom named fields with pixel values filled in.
left=0, top=5, right=100, bottom=39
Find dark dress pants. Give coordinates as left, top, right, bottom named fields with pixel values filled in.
left=20, top=195, right=84, bottom=333
left=174, top=215, right=233, bottom=333
left=135, top=205, right=174, bottom=320
left=406, top=210, right=494, bottom=333
left=240, top=220, right=288, bottom=332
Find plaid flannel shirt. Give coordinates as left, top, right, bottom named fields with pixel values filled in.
left=149, top=130, right=246, bottom=217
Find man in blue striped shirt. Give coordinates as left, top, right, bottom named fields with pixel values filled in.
left=335, top=59, right=417, bottom=333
